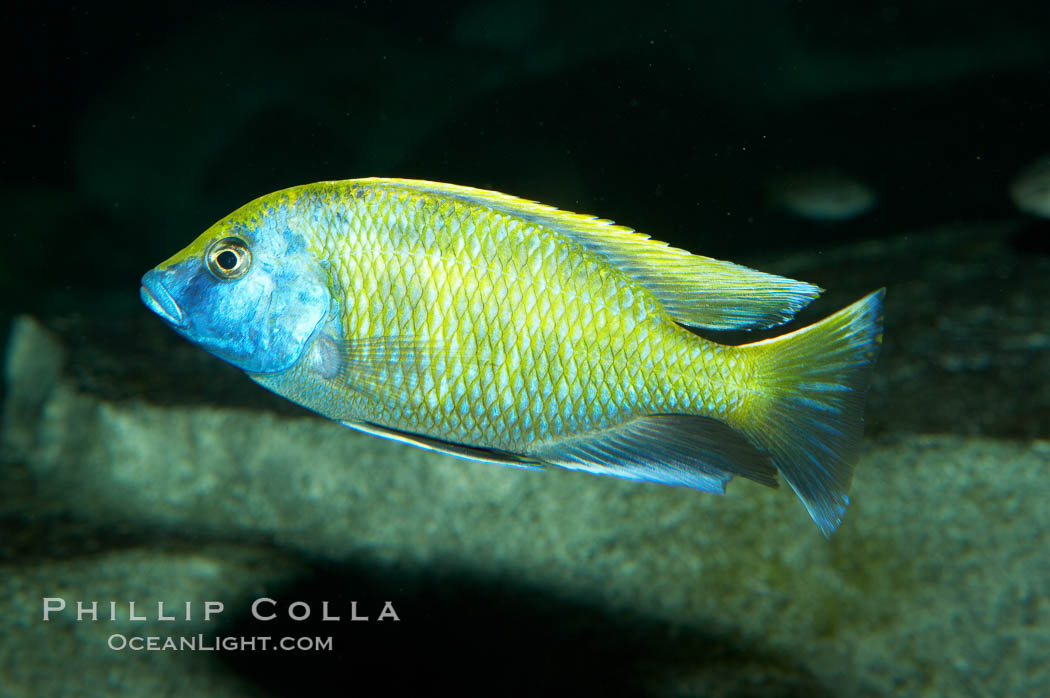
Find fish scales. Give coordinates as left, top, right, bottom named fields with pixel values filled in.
left=317, top=183, right=704, bottom=448
left=141, top=178, right=884, bottom=535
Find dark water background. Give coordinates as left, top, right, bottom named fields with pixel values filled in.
left=4, top=2, right=1048, bottom=327
left=2, top=2, right=1048, bottom=696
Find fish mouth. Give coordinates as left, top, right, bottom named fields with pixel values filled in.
left=140, top=271, right=186, bottom=328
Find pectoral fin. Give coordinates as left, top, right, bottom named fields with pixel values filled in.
left=309, top=333, right=481, bottom=404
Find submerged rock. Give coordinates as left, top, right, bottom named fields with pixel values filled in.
left=2, top=224, right=1048, bottom=696
left=3, top=343, right=1049, bottom=694
left=1009, top=155, right=1050, bottom=218
left=765, top=170, right=877, bottom=221
left=0, top=546, right=304, bottom=698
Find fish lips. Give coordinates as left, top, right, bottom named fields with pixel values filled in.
left=140, top=270, right=187, bottom=328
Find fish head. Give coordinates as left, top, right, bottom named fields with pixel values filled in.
left=140, top=202, right=331, bottom=374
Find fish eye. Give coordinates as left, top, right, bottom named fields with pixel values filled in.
left=205, top=237, right=252, bottom=281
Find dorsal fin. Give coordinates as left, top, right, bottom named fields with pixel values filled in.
left=355, top=178, right=822, bottom=330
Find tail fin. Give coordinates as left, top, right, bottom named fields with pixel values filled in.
left=739, top=289, right=885, bottom=536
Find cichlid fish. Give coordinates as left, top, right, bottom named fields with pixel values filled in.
left=141, top=178, right=884, bottom=535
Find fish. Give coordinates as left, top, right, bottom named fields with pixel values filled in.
left=140, top=178, right=884, bottom=535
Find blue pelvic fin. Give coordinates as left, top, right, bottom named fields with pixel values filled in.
left=341, top=420, right=544, bottom=471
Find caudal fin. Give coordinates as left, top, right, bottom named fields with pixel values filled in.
left=739, top=289, right=885, bottom=536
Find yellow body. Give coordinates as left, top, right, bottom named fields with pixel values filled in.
left=148, top=178, right=883, bottom=534
left=313, top=181, right=748, bottom=449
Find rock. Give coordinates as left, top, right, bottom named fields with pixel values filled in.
left=3, top=312, right=1048, bottom=696
left=1, top=315, right=66, bottom=457
left=0, top=545, right=304, bottom=698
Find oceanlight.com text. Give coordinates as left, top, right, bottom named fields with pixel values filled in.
left=107, top=634, right=334, bottom=652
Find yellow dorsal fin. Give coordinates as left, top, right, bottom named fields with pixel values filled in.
left=354, top=178, right=822, bottom=330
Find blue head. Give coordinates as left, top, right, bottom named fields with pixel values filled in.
left=140, top=192, right=331, bottom=374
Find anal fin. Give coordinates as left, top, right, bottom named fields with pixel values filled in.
left=528, top=414, right=778, bottom=494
